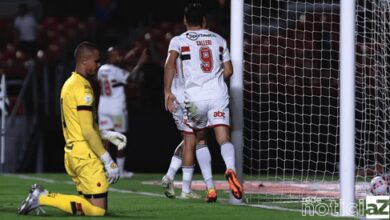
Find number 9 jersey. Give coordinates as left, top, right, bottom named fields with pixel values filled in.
left=168, top=29, right=231, bottom=102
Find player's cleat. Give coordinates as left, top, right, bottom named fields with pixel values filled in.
left=225, top=169, right=243, bottom=199
left=205, top=188, right=217, bottom=203
left=180, top=191, right=201, bottom=199
left=161, top=175, right=175, bottom=199
left=18, top=184, right=48, bottom=215
left=120, top=170, right=134, bottom=179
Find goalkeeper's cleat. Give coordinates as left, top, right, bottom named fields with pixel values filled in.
left=225, top=169, right=243, bottom=200
left=161, top=175, right=175, bottom=199
left=18, top=184, right=48, bottom=215
left=35, top=207, right=46, bottom=215
left=120, top=170, right=134, bottom=179
left=180, top=191, right=201, bottom=199
left=205, top=188, right=217, bottom=203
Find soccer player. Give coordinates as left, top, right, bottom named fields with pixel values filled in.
left=18, top=41, right=126, bottom=216
left=98, top=46, right=147, bottom=178
left=162, top=59, right=216, bottom=202
left=164, top=3, right=243, bottom=200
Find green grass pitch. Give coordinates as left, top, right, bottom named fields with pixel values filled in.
left=0, top=173, right=354, bottom=219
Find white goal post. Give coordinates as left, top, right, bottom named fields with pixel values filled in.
left=230, top=0, right=244, bottom=204
left=339, top=0, right=355, bottom=216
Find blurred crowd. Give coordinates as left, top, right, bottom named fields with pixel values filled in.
left=0, top=1, right=230, bottom=114
left=244, top=11, right=340, bottom=97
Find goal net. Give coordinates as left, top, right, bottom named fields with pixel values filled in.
left=355, top=0, right=390, bottom=185
left=243, top=0, right=390, bottom=202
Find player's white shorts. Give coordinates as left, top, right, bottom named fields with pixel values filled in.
left=184, top=97, right=230, bottom=131
left=99, top=113, right=128, bottom=133
left=172, top=102, right=193, bottom=133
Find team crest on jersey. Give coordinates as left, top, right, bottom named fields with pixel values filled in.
left=84, top=94, right=93, bottom=104
left=186, top=32, right=199, bottom=41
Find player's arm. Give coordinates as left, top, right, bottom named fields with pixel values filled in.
left=75, top=85, right=119, bottom=184
left=222, top=60, right=233, bottom=80
left=78, top=109, right=106, bottom=156
left=221, top=39, right=233, bottom=80
left=123, top=48, right=148, bottom=82
left=164, top=50, right=179, bottom=112
left=78, top=110, right=120, bottom=183
left=129, top=49, right=148, bottom=77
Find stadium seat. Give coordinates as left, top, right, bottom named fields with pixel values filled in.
left=64, top=16, right=80, bottom=29
left=41, top=17, right=59, bottom=30
left=46, top=43, right=61, bottom=64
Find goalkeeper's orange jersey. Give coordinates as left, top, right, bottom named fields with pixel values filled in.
left=60, top=72, right=99, bottom=158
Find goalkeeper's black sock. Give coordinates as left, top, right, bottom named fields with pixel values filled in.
left=39, top=193, right=105, bottom=216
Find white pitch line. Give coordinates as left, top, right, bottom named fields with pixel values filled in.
left=248, top=204, right=302, bottom=213
left=8, top=174, right=163, bottom=198
left=17, top=174, right=56, bottom=183
left=109, top=188, right=164, bottom=197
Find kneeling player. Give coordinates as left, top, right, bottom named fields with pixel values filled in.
left=18, top=42, right=126, bottom=216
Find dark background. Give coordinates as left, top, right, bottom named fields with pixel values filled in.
left=0, top=0, right=231, bottom=174
left=46, top=0, right=230, bottom=174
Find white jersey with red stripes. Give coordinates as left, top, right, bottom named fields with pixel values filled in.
left=98, top=64, right=129, bottom=115
left=168, top=29, right=231, bottom=102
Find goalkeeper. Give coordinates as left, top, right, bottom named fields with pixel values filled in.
left=18, top=42, right=126, bottom=216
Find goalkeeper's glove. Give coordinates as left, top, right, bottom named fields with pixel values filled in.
left=100, top=130, right=127, bottom=150
left=100, top=151, right=120, bottom=184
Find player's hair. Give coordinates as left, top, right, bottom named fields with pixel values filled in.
left=74, top=41, right=98, bottom=61
left=18, top=3, right=29, bottom=12
left=184, top=2, right=204, bottom=26
left=107, top=46, right=123, bottom=56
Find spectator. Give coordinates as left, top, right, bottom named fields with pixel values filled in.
left=14, top=4, right=37, bottom=55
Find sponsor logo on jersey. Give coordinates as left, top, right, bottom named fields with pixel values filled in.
left=213, top=111, right=225, bottom=118
left=186, top=32, right=216, bottom=41
left=186, top=32, right=199, bottom=40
